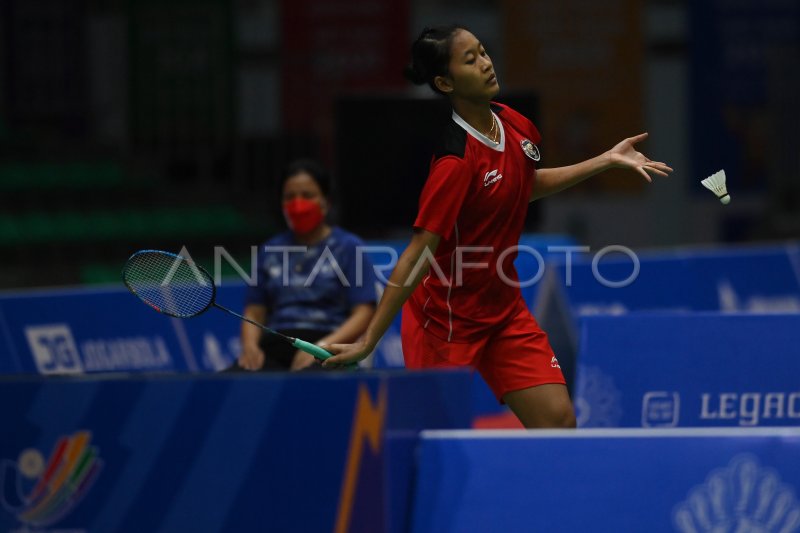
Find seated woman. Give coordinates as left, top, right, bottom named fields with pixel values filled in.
left=232, top=159, right=377, bottom=371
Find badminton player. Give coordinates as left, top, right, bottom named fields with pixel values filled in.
left=233, top=159, right=377, bottom=371
left=322, top=26, right=672, bottom=427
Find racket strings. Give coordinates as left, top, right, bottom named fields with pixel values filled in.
left=123, top=251, right=214, bottom=318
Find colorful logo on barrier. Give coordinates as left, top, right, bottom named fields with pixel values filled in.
left=1, top=431, right=102, bottom=528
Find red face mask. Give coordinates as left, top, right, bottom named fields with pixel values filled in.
left=283, top=198, right=324, bottom=234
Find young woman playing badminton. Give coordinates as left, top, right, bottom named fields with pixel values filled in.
left=322, top=26, right=672, bottom=427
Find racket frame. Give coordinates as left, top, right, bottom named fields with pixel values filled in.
left=123, top=249, right=350, bottom=366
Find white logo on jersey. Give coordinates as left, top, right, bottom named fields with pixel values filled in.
left=484, top=169, right=503, bottom=187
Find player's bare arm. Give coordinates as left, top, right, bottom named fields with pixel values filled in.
left=531, top=133, right=673, bottom=202
left=322, top=229, right=441, bottom=367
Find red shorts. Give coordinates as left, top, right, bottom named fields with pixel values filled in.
left=401, top=299, right=566, bottom=403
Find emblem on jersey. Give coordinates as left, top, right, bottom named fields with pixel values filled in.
left=484, top=169, right=503, bottom=187
left=521, top=139, right=541, bottom=161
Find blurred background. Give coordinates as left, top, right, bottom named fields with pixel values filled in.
left=0, top=0, right=797, bottom=289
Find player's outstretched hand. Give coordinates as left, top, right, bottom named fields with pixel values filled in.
left=320, top=341, right=373, bottom=368
left=607, top=132, right=673, bottom=182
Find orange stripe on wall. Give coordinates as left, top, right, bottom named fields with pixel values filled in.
left=333, top=382, right=388, bottom=533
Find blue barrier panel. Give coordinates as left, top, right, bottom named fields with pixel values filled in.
left=575, top=313, right=800, bottom=428
left=384, top=431, right=420, bottom=533
left=0, top=370, right=471, bottom=532
left=410, top=428, right=800, bottom=533
left=0, top=284, right=247, bottom=374
left=548, top=243, right=800, bottom=317
left=541, top=243, right=800, bottom=333
left=537, top=243, right=800, bottom=390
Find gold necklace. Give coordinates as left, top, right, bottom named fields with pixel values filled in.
left=486, top=115, right=498, bottom=143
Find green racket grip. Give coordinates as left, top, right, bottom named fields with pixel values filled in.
left=293, top=339, right=333, bottom=360
left=292, top=339, right=358, bottom=370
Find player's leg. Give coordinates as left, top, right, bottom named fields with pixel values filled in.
left=503, top=384, right=576, bottom=428
left=478, top=300, right=575, bottom=429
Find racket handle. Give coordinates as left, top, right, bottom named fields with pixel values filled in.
left=293, top=339, right=332, bottom=359
left=292, top=339, right=358, bottom=370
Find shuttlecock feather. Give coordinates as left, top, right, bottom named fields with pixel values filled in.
left=701, top=170, right=731, bottom=205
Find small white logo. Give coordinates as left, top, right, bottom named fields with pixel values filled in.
left=550, top=355, right=561, bottom=369
left=521, top=139, right=541, bottom=161
left=574, top=365, right=623, bottom=428
left=642, top=391, right=681, bottom=427
left=24, top=324, right=83, bottom=374
left=673, top=455, right=800, bottom=533
left=483, top=169, right=503, bottom=187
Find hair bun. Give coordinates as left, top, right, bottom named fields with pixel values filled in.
left=403, top=63, right=427, bottom=85
left=404, top=25, right=465, bottom=95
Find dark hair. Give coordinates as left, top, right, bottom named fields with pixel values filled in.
left=281, top=158, right=331, bottom=197
left=403, top=25, right=467, bottom=95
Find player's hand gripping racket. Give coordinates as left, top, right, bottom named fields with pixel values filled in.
left=122, top=250, right=354, bottom=368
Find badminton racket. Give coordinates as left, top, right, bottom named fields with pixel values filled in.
left=122, top=249, right=352, bottom=367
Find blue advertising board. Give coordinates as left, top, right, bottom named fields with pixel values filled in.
left=0, top=370, right=472, bottom=532
left=574, top=313, right=800, bottom=428
left=410, top=428, right=800, bottom=533
left=0, top=284, right=245, bottom=375
left=537, top=243, right=800, bottom=390
left=545, top=243, right=800, bottom=319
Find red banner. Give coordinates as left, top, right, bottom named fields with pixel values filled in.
left=281, top=0, right=409, bottom=138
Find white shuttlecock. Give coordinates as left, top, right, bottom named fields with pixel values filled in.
left=701, top=170, right=731, bottom=205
